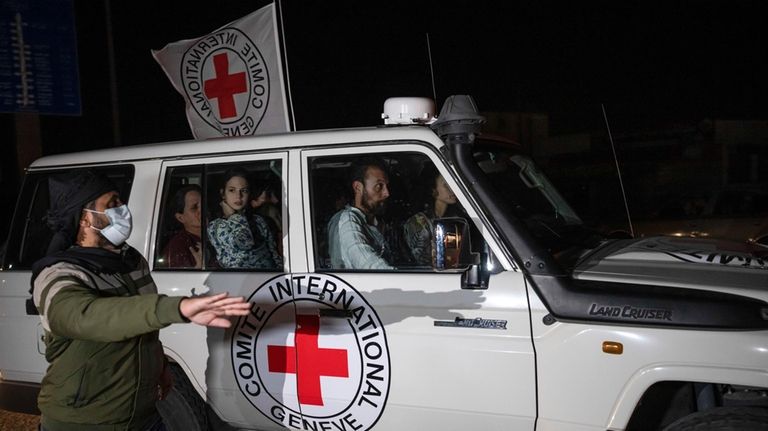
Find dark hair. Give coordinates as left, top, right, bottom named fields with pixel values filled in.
left=167, top=184, right=202, bottom=230
left=215, top=168, right=249, bottom=221
left=172, top=184, right=202, bottom=216
left=349, top=157, right=388, bottom=190
left=413, top=164, right=440, bottom=212
left=220, top=168, right=251, bottom=190
left=251, top=173, right=280, bottom=199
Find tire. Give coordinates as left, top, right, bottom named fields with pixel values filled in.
left=662, top=406, right=768, bottom=431
left=156, top=364, right=208, bottom=431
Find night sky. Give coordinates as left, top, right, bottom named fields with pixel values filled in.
left=1, top=0, right=767, bottom=241
left=3, top=1, right=766, bottom=145
left=112, top=0, right=768, bottom=141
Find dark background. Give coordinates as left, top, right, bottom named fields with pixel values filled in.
left=1, top=0, right=767, bottom=244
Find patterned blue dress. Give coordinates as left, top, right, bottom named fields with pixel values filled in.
left=207, top=212, right=282, bottom=269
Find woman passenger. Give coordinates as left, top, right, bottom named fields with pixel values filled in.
left=403, top=165, right=459, bottom=266
left=162, top=185, right=203, bottom=268
left=207, top=169, right=282, bottom=269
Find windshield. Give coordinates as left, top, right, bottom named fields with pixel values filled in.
left=473, top=144, right=606, bottom=263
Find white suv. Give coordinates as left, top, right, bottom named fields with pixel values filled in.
left=1, top=96, right=767, bottom=430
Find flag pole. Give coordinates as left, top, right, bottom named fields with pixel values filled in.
left=275, top=0, right=296, bottom=131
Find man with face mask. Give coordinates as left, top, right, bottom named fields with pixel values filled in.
left=30, top=170, right=251, bottom=431
left=327, top=158, right=395, bottom=270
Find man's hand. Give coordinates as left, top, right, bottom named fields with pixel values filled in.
left=179, top=292, right=250, bottom=328
left=220, top=200, right=236, bottom=218
left=189, top=242, right=202, bottom=269
left=251, top=191, right=268, bottom=209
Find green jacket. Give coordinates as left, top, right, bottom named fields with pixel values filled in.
left=32, top=251, right=187, bottom=431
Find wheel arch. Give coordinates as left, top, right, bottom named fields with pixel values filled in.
left=163, top=347, right=206, bottom=400
left=163, top=346, right=236, bottom=426
left=607, top=365, right=768, bottom=430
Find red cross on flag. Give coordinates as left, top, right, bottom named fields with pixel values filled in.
left=152, top=2, right=292, bottom=139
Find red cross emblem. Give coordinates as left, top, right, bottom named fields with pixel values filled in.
left=204, top=52, right=247, bottom=120
left=232, top=274, right=390, bottom=429
left=267, top=314, right=350, bottom=406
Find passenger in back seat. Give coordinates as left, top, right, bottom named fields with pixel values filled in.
left=207, top=169, right=282, bottom=270
left=161, top=185, right=203, bottom=268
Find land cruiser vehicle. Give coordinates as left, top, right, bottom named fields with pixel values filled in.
left=1, top=96, right=767, bottom=430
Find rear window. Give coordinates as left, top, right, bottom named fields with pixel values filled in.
left=1, top=166, right=134, bottom=270
left=153, top=159, right=284, bottom=272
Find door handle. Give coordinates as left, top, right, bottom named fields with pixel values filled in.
left=319, top=308, right=352, bottom=319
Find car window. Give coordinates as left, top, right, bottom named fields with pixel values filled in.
left=308, top=151, right=492, bottom=272
left=154, top=160, right=284, bottom=271
left=2, top=166, right=134, bottom=270
left=155, top=166, right=208, bottom=269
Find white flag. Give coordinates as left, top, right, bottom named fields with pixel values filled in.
left=152, top=3, right=291, bottom=138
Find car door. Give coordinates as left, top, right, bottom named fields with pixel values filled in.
left=150, top=153, right=298, bottom=430
left=0, top=166, right=134, bottom=387
left=279, top=142, right=537, bottom=430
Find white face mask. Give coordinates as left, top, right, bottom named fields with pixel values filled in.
left=85, top=205, right=133, bottom=246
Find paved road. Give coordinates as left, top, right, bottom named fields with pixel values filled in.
left=0, top=380, right=39, bottom=430
left=0, top=409, right=39, bottom=431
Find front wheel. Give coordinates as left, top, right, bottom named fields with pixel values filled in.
left=663, top=406, right=768, bottom=431
left=156, top=364, right=208, bottom=431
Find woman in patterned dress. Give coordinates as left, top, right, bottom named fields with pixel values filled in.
left=207, top=169, right=283, bottom=270
left=403, top=165, right=459, bottom=266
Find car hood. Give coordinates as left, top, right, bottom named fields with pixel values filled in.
left=573, top=236, right=768, bottom=302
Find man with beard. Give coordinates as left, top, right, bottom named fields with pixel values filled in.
left=327, top=158, right=394, bottom=269
left=31, top=170, right=251, bottom=431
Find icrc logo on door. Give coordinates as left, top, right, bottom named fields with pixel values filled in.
left=181, top=27, right=270, bottom=136
left=232, top=274, right=391, bottom=430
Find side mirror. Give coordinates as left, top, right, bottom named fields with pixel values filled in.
left=433, top=217, right=470, bottom=270
left=461, top=262, right=489, bottom=290
left=433, top=217, right=490, bottom=289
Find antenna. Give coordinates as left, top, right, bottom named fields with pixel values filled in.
left=602, top=104, right=634, bottom=237
left=426, top=33, right=437, bottom=103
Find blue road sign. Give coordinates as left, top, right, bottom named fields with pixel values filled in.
left=0, top=0, right=81, bottom=115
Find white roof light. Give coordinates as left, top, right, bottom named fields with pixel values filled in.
left=381, top=97, right=437, bottom=125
